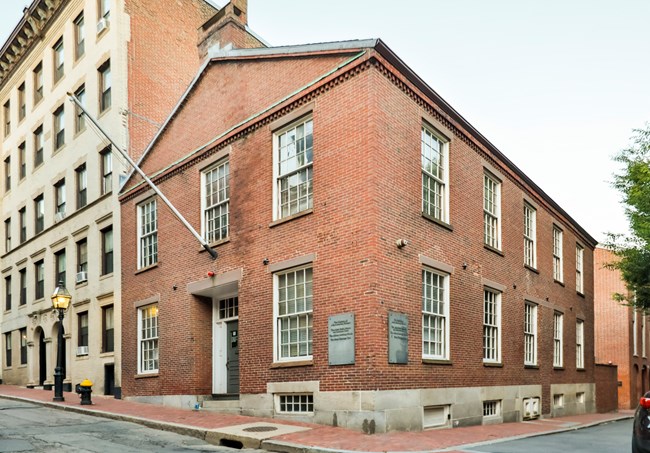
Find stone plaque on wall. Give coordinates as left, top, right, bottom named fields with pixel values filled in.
left=388, top=311, right=408, bottom=364
left=328, top=313, right=355, bottom=365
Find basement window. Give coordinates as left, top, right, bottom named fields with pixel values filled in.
left=482, top=400, right=501, bottom=418
left=553, top=394, right=564, bottom=408
left=276, top=394, right=313, bottom=414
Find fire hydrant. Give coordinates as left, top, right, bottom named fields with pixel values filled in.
left=75, top=379, right=93, bottom=405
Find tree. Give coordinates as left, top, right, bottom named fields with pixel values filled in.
left=606, top=124, right=650, bottom=309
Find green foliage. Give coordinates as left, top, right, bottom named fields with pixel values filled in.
left=606, top=124, right=650, bottom=309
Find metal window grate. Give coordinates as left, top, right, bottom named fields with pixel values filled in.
left=483, top=400, right=500, bottom=417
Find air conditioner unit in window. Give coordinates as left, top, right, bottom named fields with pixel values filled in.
left=54, top=211, right=66, bottom=223
left=76, top=271, right=88, bottom=283
left=97, top=18, right=109, bottom=34
left=76, top=345, right=89, bottom=356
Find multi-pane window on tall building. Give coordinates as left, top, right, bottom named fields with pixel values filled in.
left=483, top=173, right=501, bottom=250
left=78, top=312, right=89, bottom=351
left=34, top=195, right=44, bottom=234
left=275, top=117, right=313, bottom=219
left=422, top=269, right=449, bottom=360
left=18, top=142, right=25, bottom=180
left=553, top=227, right=563, bottom=282
left=101, top=226, right=113, bottom=275
left=76, top=164, right=87, bottom=209
left=421, top=125, right=448, bottom=223
left=275, top=266, right=313, bottom=361
left=33, top=260, right=45, bottom=299
left=99, top=60, right=111, bottom=112
left=77, top=239, right=88, bottom=280
left=138, top=304, right=159, bottom=373
left=33, top=62, right=43, bottom=104
left=3, top=100, right=10, bottom=136
left=99, top=0, right=111, bottom=20
left=55, top=179, right=66, bottom=218
left=17, top=83, right=25, bottom=121
left=18, top=207, right=26, bottom=243
left=576, top=319, right=584, bottom=369
left=102, top=305, right=114, bottom=353
left=553, top=312, right=563, bottom=367
left=4, top=276, right=11, bottom=312
left=137, top=199, right=157, bottom=269
left=54, top=105, right=65, bottom=150
left=4, top=218, right=10, bottom=252
left=55, top=250, right=66, bottom=287
left=483, top=289, right=501, bottom=363
left=74, top=12, right=85, bottom=60
left=576, top=244, right=584, bottom=294
left=18, top=269, right=26, bottom=305
left=4, top=156, right=10, bottom=191
left=202, top=160, right=229, bottom=243
left=53, top=37, right=64, bottom=83
left=524, top=302, right=537, bottom=366
left=74, top=85, right=86, bottom=133
left=4, top=332, right=11, bottom=368
left=34, top=126, right=43, bottom=167
left=19, top=328, right=26, bottom=365
left=101, top=147, right=112, bottom=194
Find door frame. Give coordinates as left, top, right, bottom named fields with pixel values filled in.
left=212, top=298, right=238, bottom=394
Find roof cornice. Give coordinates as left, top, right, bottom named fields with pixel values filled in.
left=0, top=0, right=66, bottom=89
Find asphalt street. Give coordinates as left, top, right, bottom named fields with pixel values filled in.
left=465, top=418, right=632, bottom=453
left=0, top=398, right=265, bottom=452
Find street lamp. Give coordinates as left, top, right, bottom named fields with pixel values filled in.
left=51, top=280, right=71, bottom=402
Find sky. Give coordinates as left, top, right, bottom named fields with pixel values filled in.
left=1, top=0, right=649, bottom=244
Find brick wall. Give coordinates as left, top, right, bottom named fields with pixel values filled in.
left=595, top=363, right=618, bottom=413
left=593, top=247, right=650, bottom=409
left=125, top=0, right=216, bottom=160
left=120, top=47, right=596, bottom=405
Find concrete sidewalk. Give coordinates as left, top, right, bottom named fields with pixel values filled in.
left=0, top=384, right=633, bottom=453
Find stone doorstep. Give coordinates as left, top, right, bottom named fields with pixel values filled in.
left=204, top=422, right=312, bottom=449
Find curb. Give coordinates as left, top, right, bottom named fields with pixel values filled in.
left=0, top=394, right=634, bottom=453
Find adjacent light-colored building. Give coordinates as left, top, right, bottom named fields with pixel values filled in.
left=0, top=0, right=219, bottom=396
left=594, top=246, right=650, bottom=409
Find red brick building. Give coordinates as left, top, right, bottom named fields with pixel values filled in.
left=119, top=4, right=597, bottom=432
left=594, top=247, right=649, bottom=409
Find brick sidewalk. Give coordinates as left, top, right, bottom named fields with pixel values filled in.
left=0, top=384, right=633, bottom=452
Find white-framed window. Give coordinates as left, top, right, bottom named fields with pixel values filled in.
left=137, top=199, right=158, bottom=269
left=553, top=312, right=563, bottom=367
left=421, top=124, right=449, bottom=223
left=523, top=204, right=536, bottom=268
left=99, top=0, right=111, bottom=20
left=422, top=268, right=449, bottom=360
left=202, top=160, right=229, bottom=243
left=553, top=227, right=563, bottom=282
left=576, top=319, right=584, bottom=369
left=576, top=244, right=584, bottom=294
left=524, top=302, right=537, bottom=366
left=274, top=266, right=313, bottom=362
left=274, top=116, right=313, bottom=219
left=137, top=304, right=158, bottom=374
left=74, top=12, right=85, bottom=60
left=483, top=173, right=501, bottom=250
left=483, top=288, right=501, bottom=363
left=276, top=394, right=313, bottom=413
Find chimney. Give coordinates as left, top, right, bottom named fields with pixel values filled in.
left=198, top=0, right=261, bottom=59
